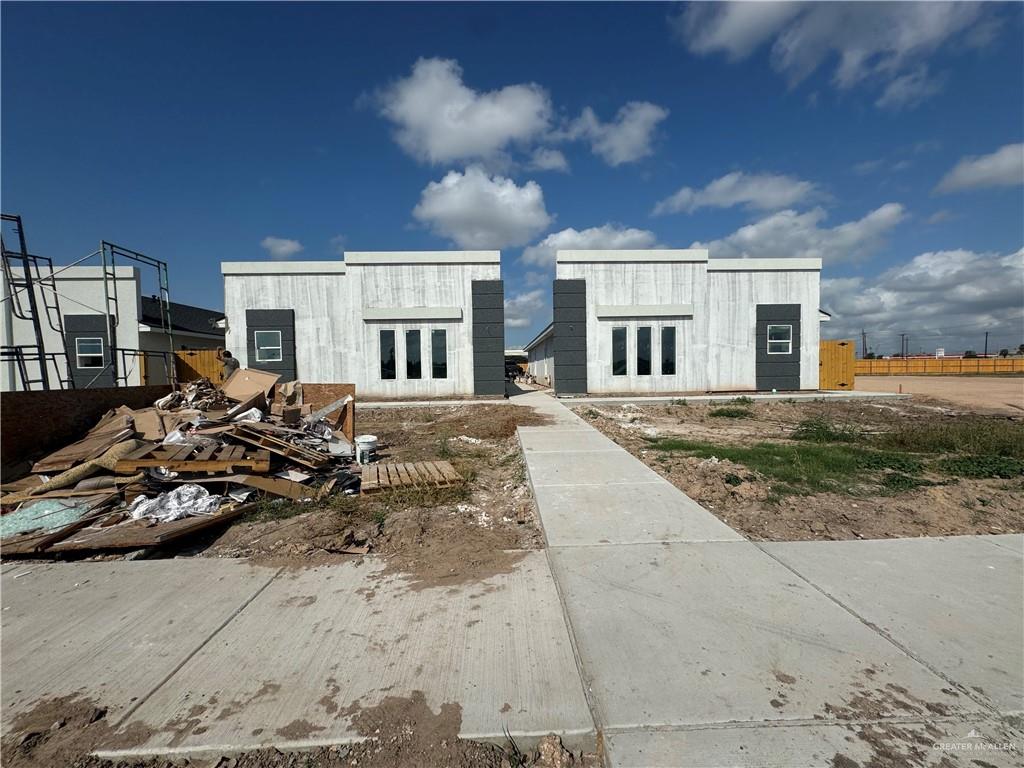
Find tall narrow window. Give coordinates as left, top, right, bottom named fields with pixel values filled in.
left=637, top=327, right=652, bottom=376
left=75, top=337, right=104, bottom=369
left=405, top=329, right=422, bottom=379
left=253, top=330, right=283, bottom=362
left=431, top=329, right=448, bottom=379
left=661, top=327, right=676, bottom=375
left=380, top=330, right=396, bottom=379
left=767, top=324, right=793, bottom=355
left=612, top=327, right=627, bottom=376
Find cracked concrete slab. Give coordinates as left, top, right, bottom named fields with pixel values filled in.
left=548, top=541, right=981, bottom=730
left=102, top=552, right=593, bottom=758
left=1, top=559, right=278, bottom=727
left=763, top=537, right=1024, bottom=712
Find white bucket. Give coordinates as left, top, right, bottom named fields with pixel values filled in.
left=354, top=434, right=378, bottom=464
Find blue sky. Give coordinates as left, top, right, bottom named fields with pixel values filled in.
left=3, top=1, right=1023, bottom=355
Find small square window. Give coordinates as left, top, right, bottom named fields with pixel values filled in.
left=254, top=330, right=283, bottom=362
left=767, top=324, right=793, bottom=355
left=75, top=337, right=104, bottom=369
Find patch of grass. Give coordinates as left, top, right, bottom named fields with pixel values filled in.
left=709, top=407, right=754, bottom=418
left=647, top=437, right=927, bottom=496
left=882, top=473, right=936, bottom=492
left=437, top=437, right=454, bottom=459
left=723, top=472, right=743, bottom=486
left=244, top=498, right=307, bottom=522
left=872, top=419, right=1024, bottom=458
left=792, top=417, right=861, bottom=443
left=732, top=396, right=755, bottom=405
left=671, top=398, right=689, bottom=406
left=934, top=455, right=1024, bottom=479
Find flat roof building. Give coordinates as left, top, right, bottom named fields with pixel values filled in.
left=221, top=252, right=505, bottom=398
left=525, top=249, right=822, bottom=395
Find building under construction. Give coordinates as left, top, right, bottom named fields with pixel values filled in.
left=1, top=214, right=224, bottom=391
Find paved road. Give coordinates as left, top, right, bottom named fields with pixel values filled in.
left=514, top=390, right=1023, bottom=768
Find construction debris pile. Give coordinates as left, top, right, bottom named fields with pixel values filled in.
left=0, top=369, right=358, bottom=557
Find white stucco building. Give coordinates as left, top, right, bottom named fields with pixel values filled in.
left=1, top=266, right=224, bottom=391
left=221, top=251, right=505, bottom=398
left=525, top=249, right=822, bottom=394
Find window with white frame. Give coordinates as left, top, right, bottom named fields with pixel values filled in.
left=75, top=337, right=104, bottom=369
left=767, top=324, right=793, bottom=355
left=253, top=330, right=283, bottom=362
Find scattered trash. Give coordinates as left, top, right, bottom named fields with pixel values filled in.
left=0, top=371, right=360, bottom=557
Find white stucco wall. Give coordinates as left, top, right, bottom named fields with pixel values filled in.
left=1, top=266, right=143, bottom=390
left=222, top=253, right=500, bottom=398
left=554, top=251, right=821, bottom=393
left=526, top=330, right=554, bottom=386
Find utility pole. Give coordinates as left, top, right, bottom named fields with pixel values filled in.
left=899, top=333, right=906, bottom=358
left=984, top=331, right=989, bottom=357
left=861, top=329, right=868, bottom=358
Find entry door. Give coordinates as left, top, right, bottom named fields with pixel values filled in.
left=755, top=304, right=801, bottom=391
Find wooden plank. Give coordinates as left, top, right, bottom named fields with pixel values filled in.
left=404, top=463, right=424, bottom=484
left=193, top=444, right=219, bottom=462
left=394, top=464, right=413, bottom=486
left=49, top=503, right=254, bottom=552
left=434, top=461, right=462, bottom=483
left=229, top=425, right=331, bottom=469
left=421, top=462, right=445, bottom=485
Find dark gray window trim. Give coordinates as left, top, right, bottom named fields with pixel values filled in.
left=636, top=326, right=652, bottom=376
left=612, top=326, right=627, bottom=376
left=380, top=329, right=397, bottom=380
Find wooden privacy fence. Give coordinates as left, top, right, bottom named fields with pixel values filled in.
left=174, top=348, right=223, bottom=383
left=819, top=339, right=855, bottom=390
left=856, top=358, right=1024, bottom=376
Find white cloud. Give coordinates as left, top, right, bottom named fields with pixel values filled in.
left=522, top=224, right=661, bottom=268
left=692, top=203, right=906, bottom=263
left=926, top=210, right=954, bottom=225
left=935, top=143, right=1024, bottom=193
left=653, top=171, right=818, bottom=215
left=853, top=159, right=884, bottom=176
left=822, top=248, right=1024, bottom=354
left=376, top=58, right=552, bottom=165
left=260, top=236, right=304, bottom=260
left=875, top=66, right=944, bottom=110
left=673, top=3, right=992, bottom=107
left=527, top=147, right=569, bottom=172
left=412, top=166, right=552, bottom=249
left=504, top=289, right=546, bottom=328
left=564, top=102, right=669, bottom=166
left=329, top=234, right=347, bottom=255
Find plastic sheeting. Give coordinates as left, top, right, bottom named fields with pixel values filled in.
left=127, top=484, right=223, bottom=523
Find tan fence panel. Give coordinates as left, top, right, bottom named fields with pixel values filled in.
left=855, top=358, right=1024, bottom=376
left=174, top=349, right=223, bottom=383
left=820, top=340, right=855, bottom=390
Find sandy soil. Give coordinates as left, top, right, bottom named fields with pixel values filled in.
left=575, top=398, right=1024, bottom=541
left=856, top=375, right=1024, bottom=415
left=2, top=692, right=598, bottom=768
left=183, top=405, right=548, bottom=589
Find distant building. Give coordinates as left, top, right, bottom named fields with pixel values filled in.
left=221, top=252, right=505, bottom=398
left=525, top=249, right=823, bottom=394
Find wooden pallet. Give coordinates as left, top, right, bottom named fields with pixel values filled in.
left=360, top=461, right=462, bottom=494
left=228, top=424, right=332, bottom=469
left=114, top=443, right=270, bottom=473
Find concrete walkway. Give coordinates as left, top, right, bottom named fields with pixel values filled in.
left=1, top=553, right=594, bottom=759
left=513, top=390, right=1023, bottom=768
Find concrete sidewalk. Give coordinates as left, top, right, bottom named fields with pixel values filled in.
left=514, top=390, right=1023, bottom=768
left=1, top=554, right=594, bottom=759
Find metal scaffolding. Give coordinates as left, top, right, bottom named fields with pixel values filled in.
left=1, top=213, right=177, bottom=390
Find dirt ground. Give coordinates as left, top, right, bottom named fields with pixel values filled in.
left=1, top=692, right=599, bottom=768
left=575, top=396, right=1024, bottom=541
left=172, top=404, right=549, bottom=589
left=856, top=375, right=1024, bottom=415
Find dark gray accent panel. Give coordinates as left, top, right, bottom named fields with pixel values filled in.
left=755, top=304, right=801, bottom=391
left=472, top=280, right=505, bottom=396
left=65, top=314, right=115, bottom=388
left=246, top=308, right=297, bottom=381
left=553, top=280, right=588, bottom=395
